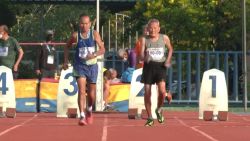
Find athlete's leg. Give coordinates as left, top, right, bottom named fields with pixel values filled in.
left=157, top=80, right=166, bottom=109
left=87, top=83, right=96, bottom=109
left=144, top=84, right=152, bottom=118
left=77, top=77, right=87, bottom=113
left=155, top=80, right=166, bottom=123
left=77, top=77, right=87, bottom=125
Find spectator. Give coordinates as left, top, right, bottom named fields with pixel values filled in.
left=118, top=49, right=136, bottom=83
left=103, top=69, right=112, bottom=110
left=0, top=24, right=24, bottom=79
left=109, top=68, right=121, bottom=83
left=35, top=29, right=57, bottom=79
left=118, top=48, right=136, bottom=68
left=135, top=24, right=149, bottom=69
left=103, top=68, right=121, bottom=111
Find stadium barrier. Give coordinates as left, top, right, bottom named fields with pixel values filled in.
left=15, top=79, right=38, bottom=112
left=18, top=42, right=250, bottom=105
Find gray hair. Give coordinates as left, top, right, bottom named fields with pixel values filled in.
left=148, top=18, right=160, bottom=26
left=117, top=48, right=126, bottom=58
left=0, top=25, right=9, bottom=34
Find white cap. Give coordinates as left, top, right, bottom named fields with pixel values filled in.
left=46, top=30, right=54, bottom=35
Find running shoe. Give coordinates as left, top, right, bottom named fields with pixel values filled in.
left=103, top=104, right=115, bottom=112
left=86, top=111, right=93, bottom=124
left=79, top=116, right=88, bottom=126
left=155, top=109, right=165, bottom=124
left=166, top=92, right=172, bottom=105
left=144, top=118, right=154, bottom=126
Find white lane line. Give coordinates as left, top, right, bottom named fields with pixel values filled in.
left=101, top=115, right=108, bottom=141
left=242, top=117, right=250, bottom=122
left=0, top=114, right=37, bottom=137
left=175, top=117, right=219, bottom=141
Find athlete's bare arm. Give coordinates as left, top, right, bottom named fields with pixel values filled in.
left=163, top=35, right=173, bottom=67
left=140, top=37, right=146, bottom=61
left=63, top=32, right=77, bottom=69
left=93, top=30, right=105, bottom=56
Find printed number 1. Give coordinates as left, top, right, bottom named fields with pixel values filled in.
left=209, top=75, right=216, bottom=98
left=0, top=72, right=9, bottom=95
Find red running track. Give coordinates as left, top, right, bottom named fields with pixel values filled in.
left=0, top=111, right=250, bottom=141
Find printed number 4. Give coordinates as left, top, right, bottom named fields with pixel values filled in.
left=0, top=72, right=9, bottom=95
left=209, top=75, right=216, bottom=98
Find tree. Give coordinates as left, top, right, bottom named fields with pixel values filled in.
left=0, top=0, right=16, bottom=27
left=127, top=0, right=246, bottom=51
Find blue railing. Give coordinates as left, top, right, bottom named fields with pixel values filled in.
left=167, top=51, right=244, bottom=104
left=56, top=50, right=248, bottom=104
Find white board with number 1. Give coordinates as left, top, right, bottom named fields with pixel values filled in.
left=199, top=68, right=228, bottom=119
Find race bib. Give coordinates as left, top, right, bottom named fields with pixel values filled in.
left=79, top=46, right=95, bottom=59
left=86, top=58, right=97, bottom=65
left=147, top=47, right=164, bottom=61
left=47, top=55, right=54, bottom=64
left=0, top=47, right=8, bottom=56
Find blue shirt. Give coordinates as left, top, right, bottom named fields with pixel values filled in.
left=74, top=30, right=96, bottom=66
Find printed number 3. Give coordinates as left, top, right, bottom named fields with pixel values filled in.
left=63, top=73, right=78, bottom=96
left=209, top=75, right=216, bottom=98
left=0, top=72, right=9, bottom=95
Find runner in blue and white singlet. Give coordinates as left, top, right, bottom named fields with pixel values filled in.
left=63, top=14, right=105, bottom=126
left=73, top=29, right=98, bottom=83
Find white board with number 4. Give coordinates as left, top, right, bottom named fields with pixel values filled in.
left=0, top=66, right=16, bottom=112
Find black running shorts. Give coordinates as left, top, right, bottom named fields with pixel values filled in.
left=141, top=61, right=167, bottom=84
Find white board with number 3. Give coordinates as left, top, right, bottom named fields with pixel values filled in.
left=0, top=66, right=16, bottom=112
left=57, top=67, right=79, bottom=118
left=129, top=68, right=157, bottom=119
left=199, top=68, right=228, bottom=119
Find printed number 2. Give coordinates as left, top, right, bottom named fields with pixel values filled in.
left=209, top=75, right=216, bottom=98
left=136, top=74, right=144, bottom=97
left=0, top=72, right=9, bottom=95
left=63, top=73, right=78, bottom=96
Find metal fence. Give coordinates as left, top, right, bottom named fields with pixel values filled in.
left=19, top=48, right=248, bottom=104
left=54, top=50, right=249, bottom=104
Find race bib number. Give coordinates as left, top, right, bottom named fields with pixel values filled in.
left=47, top=55, right=54, bottom=64
left=147, top=47, right=164, bottom=61
left=86, top=58, right=97, bottom=65
left=79, top=46, right=95, bottom=59
left=0, top=47, right=8, bottom=56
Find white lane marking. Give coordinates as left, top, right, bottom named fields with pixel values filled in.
left=0, top=114, right=37, bottom=137
left=101, top=115, right=108, bottom=141
left=175, top=117, right=219, bottom=141
left=242, top=117, right=250, bottom=121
